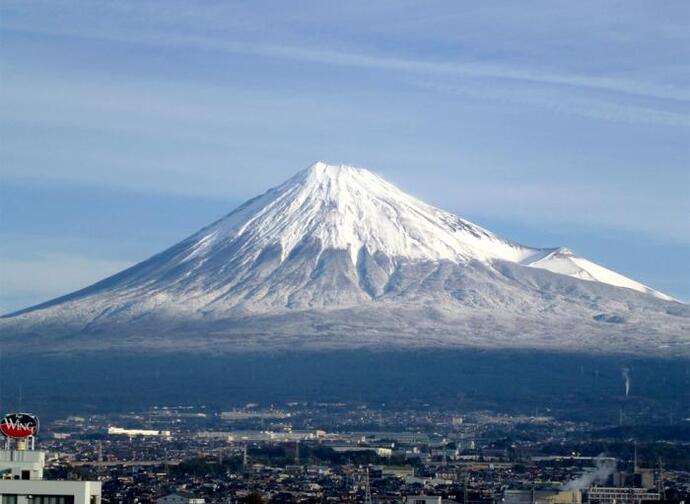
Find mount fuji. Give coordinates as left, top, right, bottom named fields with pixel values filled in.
left=1, top=162, right=687, bottom=356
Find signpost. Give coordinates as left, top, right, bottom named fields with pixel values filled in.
left=0, top=412, right=39, bottom=450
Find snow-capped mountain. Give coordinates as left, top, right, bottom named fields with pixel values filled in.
left=1, top=162, right=687, bottom=355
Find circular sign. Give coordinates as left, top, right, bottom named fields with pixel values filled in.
left=0, top=413, right=39, bottom=439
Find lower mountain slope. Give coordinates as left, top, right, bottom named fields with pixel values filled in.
left=1, top=248, right=687, bottom=356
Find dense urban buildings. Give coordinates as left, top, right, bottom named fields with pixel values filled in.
left=1, top=403, right=686, bottom=503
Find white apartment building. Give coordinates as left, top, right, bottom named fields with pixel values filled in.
left=0, top=449, right=101, bottom=504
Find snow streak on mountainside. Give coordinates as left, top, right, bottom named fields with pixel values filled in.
left=0, top=162, right=686, bottom=356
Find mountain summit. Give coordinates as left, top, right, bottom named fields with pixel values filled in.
left=202, top=161, right=541, bottom=267
left=1, top=162, right=686, bottom=355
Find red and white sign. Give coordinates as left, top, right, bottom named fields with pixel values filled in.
left=0, top=413, right=39, bottom=439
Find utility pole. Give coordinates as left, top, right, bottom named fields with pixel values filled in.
left=531, top=481, right=536, bottom=504
left=657, top=457, right=665, bottom=500
left=464, top=473, right=469, bottom=504
left=364, top=467, right=372, bottom=504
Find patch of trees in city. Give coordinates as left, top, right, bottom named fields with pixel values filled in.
left=170, top=444, right=408, bottom=478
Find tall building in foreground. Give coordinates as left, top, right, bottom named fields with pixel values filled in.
left=0, top=413, right=101, bottom=504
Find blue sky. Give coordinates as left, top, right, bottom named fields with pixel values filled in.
left=0, top=0, right=688, bottom=312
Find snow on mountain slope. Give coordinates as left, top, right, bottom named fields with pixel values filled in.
left=521, top=247, right=673, bottom=301
left=156, top=161, right=670, bottom=299
left=0, top=161, right=685, bottom=356
left=187, top=161, right=538, bottom=267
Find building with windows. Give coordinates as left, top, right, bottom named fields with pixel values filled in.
left=0, top=448, right=100, bottom=504
left=155, top=493, right=205, bottom=504
left=406, top=496, right=443, bottom=504
left=585, top=487, right=660, bottom=504
left=0, top=451, right=45, bottom=481
left=503, top=489, right=582, bottom=504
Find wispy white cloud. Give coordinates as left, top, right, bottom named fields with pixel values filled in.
left=2, top=21, right=689, bottom=116
left=411, top=80, right=690, bottom=127
left=254, top=44, right=690, bottom=103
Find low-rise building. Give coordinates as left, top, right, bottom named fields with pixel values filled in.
left=406, top=496, right=443, bottom=504
left=585, top=487, right=660, bottom=504
left=156, top=492, right=205, bottom=504
left=107, top=427, right=172, bottom=437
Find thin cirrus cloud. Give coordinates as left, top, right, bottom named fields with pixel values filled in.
left=411, top=80, right=690, bottom=128
left=1, top=18, right=688, bottom=128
